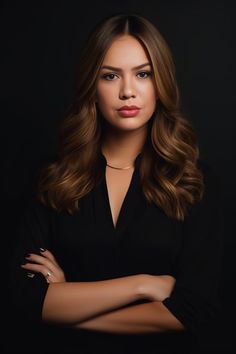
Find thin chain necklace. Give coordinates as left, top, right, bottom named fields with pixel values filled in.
left=106, top=163, right=134, bottom=170
left=103, top=148, right=136, bottom=170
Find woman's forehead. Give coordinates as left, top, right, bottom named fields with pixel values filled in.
left=101, top=35, right=150, bottom=68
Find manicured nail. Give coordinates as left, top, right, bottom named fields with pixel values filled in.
left=39, top=248, right=46, bottom=252
left=27, top=272, right=35, bottom=278
left=25, top=253, right=31, bottom=258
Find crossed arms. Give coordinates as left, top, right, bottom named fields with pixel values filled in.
left=21, top=249, right=185, bottom=334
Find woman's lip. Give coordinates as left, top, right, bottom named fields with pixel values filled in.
left=118, top=106, right=140, bottom=110
left=117, top=109, right=140, bottom=117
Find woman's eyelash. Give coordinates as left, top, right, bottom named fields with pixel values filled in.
left=101, top=71, right=152, bottom=80
left=102, top=73, right=117, bottom=80
left=137, top=71, right=152, bottom=78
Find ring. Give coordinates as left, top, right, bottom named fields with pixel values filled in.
left=46, top=270, right=52, bottom=278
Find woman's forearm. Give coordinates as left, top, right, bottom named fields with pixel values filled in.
left=42, top=275, right=144, bottom=325
left=23, top=250, right=176, bottom=327
left=75, top=301, right=185, bottom=334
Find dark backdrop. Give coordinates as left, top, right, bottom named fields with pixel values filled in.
left=2, top=0, right=234, bottom=352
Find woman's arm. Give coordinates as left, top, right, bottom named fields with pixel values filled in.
left=22, top=250, right=144, bottom=325
left=75, top=301, right=185, bottom=334
left=21, top=250, right=176, bottom=326
left=42, top=275, right=144, bottom=325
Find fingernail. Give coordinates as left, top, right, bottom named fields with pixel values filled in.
left=25, top=253, right=31, bottom=258
left=27, top=272, right=35, bottom=278
left=39, top=248, right=46, bottom=252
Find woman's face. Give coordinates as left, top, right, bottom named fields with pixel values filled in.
left=96, top=35, right=157, bottom=132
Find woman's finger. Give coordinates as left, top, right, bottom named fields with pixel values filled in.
left=23, top=253, right=66, bottom=282
left=21, top=262, right=52, bottom=277
left=39, top=248, right=59, bottom=266
left=25, top=253, right=60, bottom=275
left=26, top=272, right=35, bottom=278
left=21, top=262, right=65, bottom=283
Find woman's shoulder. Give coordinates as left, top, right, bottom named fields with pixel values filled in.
left=19, top=196, right=55, bottom=227
left=197, top=158, right=222, bottom=192
left=23, top=154, right=59, bottom=216
left=189, top=158, right=223, bottom=216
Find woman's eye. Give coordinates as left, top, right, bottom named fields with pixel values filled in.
left=101, top=71, right=152, bottom=80
left=102, top=73, right=118, bottom=81
left=137, top=71, right=152, bottom=78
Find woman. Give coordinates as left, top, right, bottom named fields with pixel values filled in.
left=10, top=13, right=223, bottom=353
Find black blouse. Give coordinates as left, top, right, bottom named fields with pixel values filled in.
left=9, top=151, right=223, bottom=353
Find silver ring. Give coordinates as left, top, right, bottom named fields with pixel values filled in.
left=46, top=270, right=52, bottom=278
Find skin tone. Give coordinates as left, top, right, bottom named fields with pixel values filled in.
left=20, top=34, right=184, bottom=333
left=97, top=35, right=158, bottom=228
left=97, top=34, right=157, bottom=165
left=22, top=250, right=181, bottom=331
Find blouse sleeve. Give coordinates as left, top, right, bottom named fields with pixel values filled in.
left=9, top=200, right=52, bottom=324
left=162, top=162, right=224, bottom=337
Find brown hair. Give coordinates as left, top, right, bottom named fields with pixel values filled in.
left=36, top=13, right=204, bottom=221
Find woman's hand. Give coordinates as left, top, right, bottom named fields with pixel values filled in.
left=139, top=274, right=176, bottom=302
left=21, top=248, right=66, bottom=283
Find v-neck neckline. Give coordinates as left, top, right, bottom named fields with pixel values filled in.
left=100, top=151, right=142, bottom=233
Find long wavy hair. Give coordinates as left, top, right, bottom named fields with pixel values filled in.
left=36, top=13, right=204, bottom=221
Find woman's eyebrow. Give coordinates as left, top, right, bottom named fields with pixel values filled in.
left=100, top=62, right=151, bottom=71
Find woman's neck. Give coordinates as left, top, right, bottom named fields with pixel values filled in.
left=101, top=125, right=148, bottom=165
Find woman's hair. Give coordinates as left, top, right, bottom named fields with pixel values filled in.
left=36, top=13, right=204, bottom=221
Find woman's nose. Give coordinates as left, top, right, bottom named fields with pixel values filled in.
left=119, top=78, right=136, bottom=99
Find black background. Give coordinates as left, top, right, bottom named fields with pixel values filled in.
left=2, top=0, right=235, bottom=352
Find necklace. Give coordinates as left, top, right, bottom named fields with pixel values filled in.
left=106, top=163, right=134, bottom=170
